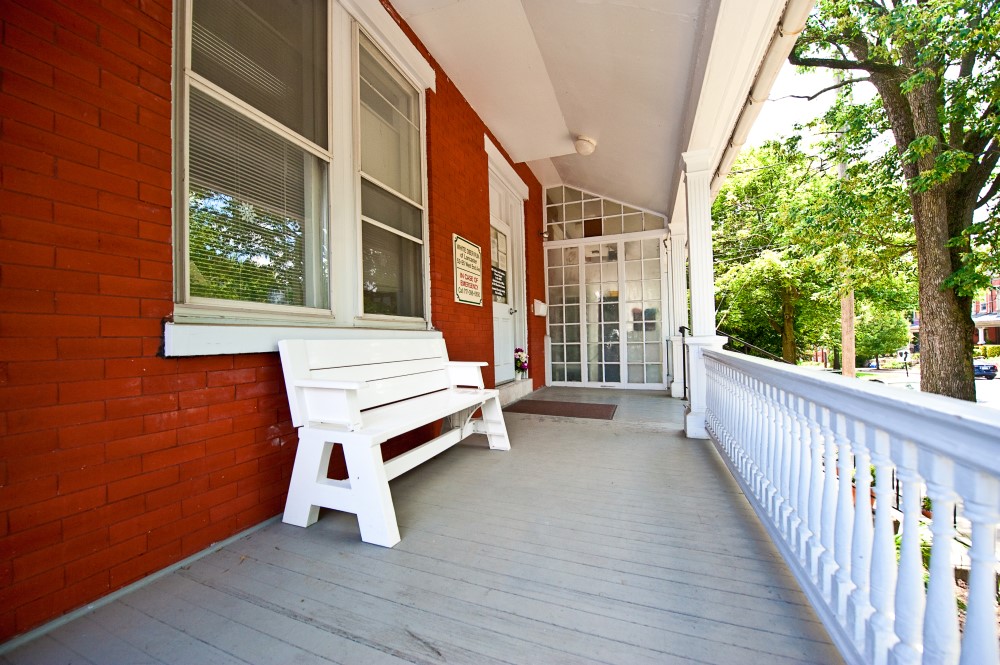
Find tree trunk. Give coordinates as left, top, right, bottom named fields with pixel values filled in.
left=911, top=189, right=976, bottom=400
left=781, top=287, right=796, bottom=363
left=903, top=73, right=977, bottom=401
left=870, top=66, right=977, bottom=401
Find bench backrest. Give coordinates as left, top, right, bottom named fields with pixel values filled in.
left=279, top=338, right=453, bottom=428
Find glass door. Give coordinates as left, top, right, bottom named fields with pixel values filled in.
left=585, top=242, right=621, bottom=382
left=547, top=238, right=663, bottom=387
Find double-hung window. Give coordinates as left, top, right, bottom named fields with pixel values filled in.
left=358, top=33, right=424, bottom=319
left=174, top=0, right=432, bottom=343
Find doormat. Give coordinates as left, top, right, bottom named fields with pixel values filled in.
left=503, top=399, right=617, bottom=420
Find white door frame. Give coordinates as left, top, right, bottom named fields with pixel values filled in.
left=485, top=136, right=529, bottom=381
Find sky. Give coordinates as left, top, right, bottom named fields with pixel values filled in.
left=746, top=63, right=878, bottom=148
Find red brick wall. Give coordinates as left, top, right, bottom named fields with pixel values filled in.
left=0, top=0, right=545, bottom=641
left=394, top=8, right=545, bottom=389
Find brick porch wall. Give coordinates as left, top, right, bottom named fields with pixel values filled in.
left=0, top=0, right=544, bottom=641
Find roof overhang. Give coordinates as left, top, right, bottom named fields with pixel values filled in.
left=391, top=0, right=812, bottom=218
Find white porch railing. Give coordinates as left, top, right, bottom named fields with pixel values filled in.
left=704, top=349, right=1000, bottom=665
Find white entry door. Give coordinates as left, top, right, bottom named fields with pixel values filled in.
left=490, top=178, right=517, bottom=384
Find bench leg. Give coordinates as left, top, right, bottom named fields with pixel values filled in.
left=283, top=430, right=334, bottom=528
left=480, top=395, right=510, bottom=450
left=342, top=443, right=401, bottom=548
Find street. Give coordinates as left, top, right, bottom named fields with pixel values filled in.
left=860, top=367, right=1000, bottom=411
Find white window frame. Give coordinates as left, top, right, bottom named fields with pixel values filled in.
left=169, top=0, right=437, bottom=355
left=353, top=25, right=431, bottom=325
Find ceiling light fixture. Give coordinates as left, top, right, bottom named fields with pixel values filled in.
left=574, top=136, right=597, bottom=156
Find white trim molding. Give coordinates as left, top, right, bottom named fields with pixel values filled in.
left=339, top=0, right=436, bottom=91
left=164, top=323, right=442, bottom=357
left=484, top=135, right=529, bottom=201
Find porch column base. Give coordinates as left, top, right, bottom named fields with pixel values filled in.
left=669, top=335, right=685, bottom=398
left=683, top=334, right=727, bottom=439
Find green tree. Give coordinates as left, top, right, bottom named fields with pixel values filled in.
left=714, top=141, right=916, bottom=364
left=188, top=189, right=310, bottom=306
left=856, top=305, right=913, bottom=365
left=714, top=140, right=824, bottom=361
left=790, top=0, right=1000, bottom=400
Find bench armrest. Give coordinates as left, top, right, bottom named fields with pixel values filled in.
left=290, top=380, right=366, bottom=431
left=446, top=361, right=486, bottom=389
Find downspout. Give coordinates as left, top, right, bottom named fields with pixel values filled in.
left=710, top=0, right=814, bottom=193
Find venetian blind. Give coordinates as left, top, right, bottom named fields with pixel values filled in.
left=191, top=0, right=327, bottom=146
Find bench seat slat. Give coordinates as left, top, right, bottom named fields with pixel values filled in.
left=306, top=388, right=499, bottom=445
left=355, top=370, right=451, bottom=412
left=311, top=357, right=446, bottom=384
left=306, top=339, right=448, bottom=369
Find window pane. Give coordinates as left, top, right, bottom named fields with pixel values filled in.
left=362, top=222, right=423, bottom=317
left=359, top=33, right=421, bottom=204
left=188, top=89, right=328, bottom=308
left=360, top=179, right=422, bottom=240
left=191, top=0, right=327, bottom=145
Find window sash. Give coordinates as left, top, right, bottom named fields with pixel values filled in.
left=357, top=27, right=426, bottom=319
left=176, top=0, right=430, bottom=328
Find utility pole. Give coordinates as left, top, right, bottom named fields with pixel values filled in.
left=838, top=157, right=856, bottom=378
left=841, top=289, right=856, bottom=378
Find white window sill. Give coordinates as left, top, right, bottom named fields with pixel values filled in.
left=164, top=322, right=441, bottom=357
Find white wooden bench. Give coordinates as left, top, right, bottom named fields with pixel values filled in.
left=277, top=338, right=510, bottom=547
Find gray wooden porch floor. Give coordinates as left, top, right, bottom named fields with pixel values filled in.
left=3, top=388, right=842, bottom=665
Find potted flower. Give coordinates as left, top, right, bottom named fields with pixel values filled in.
left=514, top=347, right=529, bottom=377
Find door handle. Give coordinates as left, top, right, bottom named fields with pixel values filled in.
left=509, top=308, right=516, bottom=315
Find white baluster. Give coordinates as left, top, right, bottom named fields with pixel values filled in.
left=727, top=366, right=741, bottom=470
left=833, top=413, right=856, bottom=620
left=848, top=421, right=874, bottom=645
left=866, top=431, right=899, bottom=665
left=959, top=476, right=1000, bottom=665
left=819, top=406, right=840, bottom=599
left=772, top=388, right=787, bottom=530
left=922, top=471, right=960, bottom=665
left=739, top=370, right=752, bottom=483
left=807, top=401, right=826, bottom=577
left=793, top=395, right=811, bottom=561
left=782, top=392, right=802, bottom=536
left=735, top=369, right=749, bottom=479
left=765, top=384, right=780, bottom=521
left=749, top=376, right=764, bottom=501
left=892, top=450, right=926, bottom=665
left=778, top=390, right=795, bottom=538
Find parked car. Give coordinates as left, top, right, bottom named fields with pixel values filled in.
left=974, top=361, right=998, bottom=380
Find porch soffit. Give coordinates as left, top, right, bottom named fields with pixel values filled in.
left=391, top=0, right=789, bottom=219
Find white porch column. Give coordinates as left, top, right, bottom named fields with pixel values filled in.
left=978, top=326, right=986, bottom=344
left=682, top=150, right=726, bottom=439
left=667, top=218, right=689, bottom=398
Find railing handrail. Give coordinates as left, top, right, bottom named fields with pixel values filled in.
left=705, top=348, right=1000, bottom=477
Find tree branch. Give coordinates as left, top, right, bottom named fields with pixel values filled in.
left=789, top=52, right=901, bottom=76
left=961, top=102, right=1000, bottom=157
left=976, top=165, right=1000, bottom=209
left=772, top=77, right=871, bottom=102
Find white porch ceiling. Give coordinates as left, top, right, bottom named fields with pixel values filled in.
left=392, top=0, right=787, bottom=217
